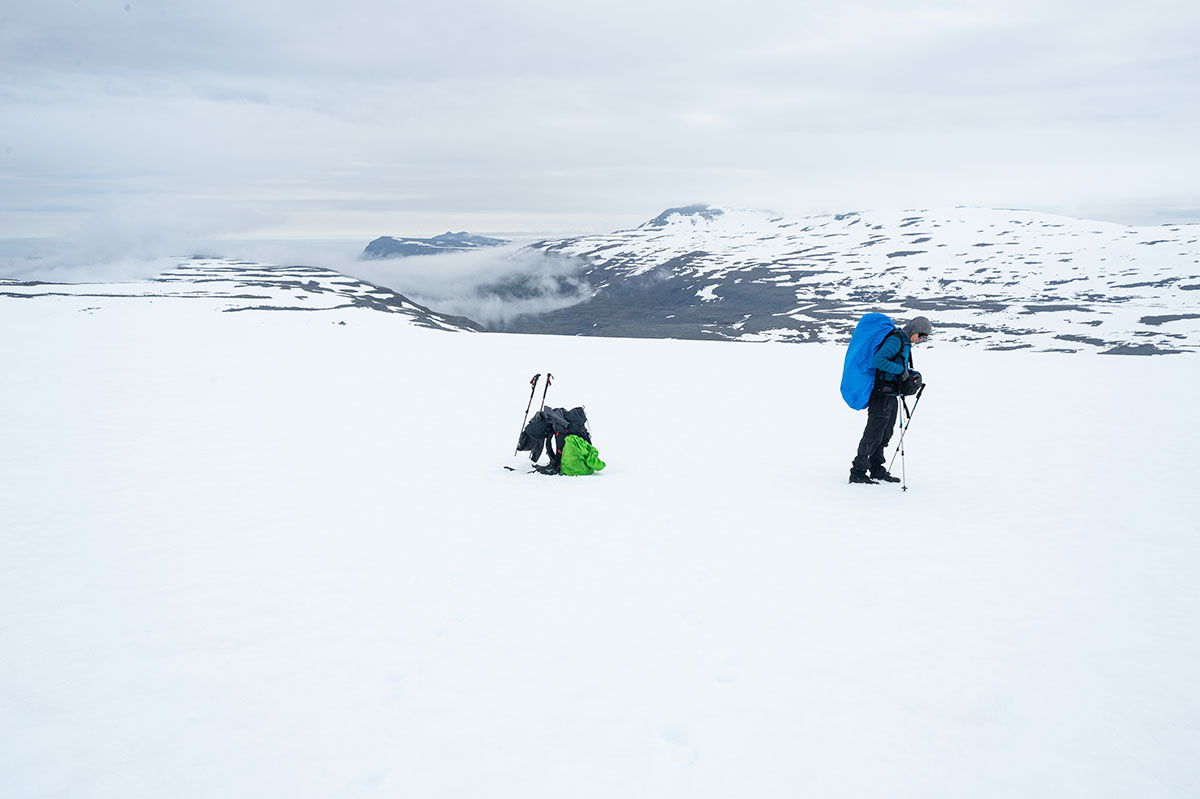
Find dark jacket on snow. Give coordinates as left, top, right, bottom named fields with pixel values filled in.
left=516, top=406, right=592, bottom=465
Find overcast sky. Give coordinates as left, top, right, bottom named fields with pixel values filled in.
left=3, top=0, right=1199, bottom=248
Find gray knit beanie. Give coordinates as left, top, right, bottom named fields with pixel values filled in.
left=902, top=316, right=933, bottom=338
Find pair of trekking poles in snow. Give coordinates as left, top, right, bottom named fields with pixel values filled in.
left=513, top=373, right=553, bottom=456
left=887, top=383, right=927, bottom=492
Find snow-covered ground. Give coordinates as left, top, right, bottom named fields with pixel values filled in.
left=3, top=296, right=1198, bottom=798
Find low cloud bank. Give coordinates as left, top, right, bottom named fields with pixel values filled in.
left=0, top=203, right=591, bottom=329
left=0, top=196, right=272, bottom=282
left=196, top=239, right=592, bottom=329
left=346, top=245, right=591, bottom=328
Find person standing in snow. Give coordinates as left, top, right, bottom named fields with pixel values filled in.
left=849, top=316, right=932, bottom=484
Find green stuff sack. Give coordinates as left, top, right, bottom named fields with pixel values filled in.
left=560, top=434, right=606, bottom=476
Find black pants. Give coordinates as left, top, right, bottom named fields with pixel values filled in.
left=852, top=392, right=898, bottom=476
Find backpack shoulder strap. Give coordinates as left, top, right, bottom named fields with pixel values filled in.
left=876, top=328, right=913, bottom=371
left=876, top=327, right=903, bottom=354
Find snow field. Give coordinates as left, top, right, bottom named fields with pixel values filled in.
left=2, top=299, right=1198, bottom=798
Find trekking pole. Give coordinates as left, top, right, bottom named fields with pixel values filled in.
left=539, top=372, right=553, bottom=411
left=514, top=373, right=541, bottom=455
left=886, top=384, right=926, bottom=491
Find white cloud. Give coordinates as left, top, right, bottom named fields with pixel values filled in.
left=181, top=238, right=589, bottom=327
left=0, top=193, right=273, bottom=281
left=2, top=0, right=1198, bottom=245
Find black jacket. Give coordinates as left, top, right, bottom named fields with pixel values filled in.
left=517, top=406, right=591, bottom=463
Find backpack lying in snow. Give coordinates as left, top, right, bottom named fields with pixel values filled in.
left=516, top=406, right=605, bottom=475
left=840, top=312, right=899, bottom=410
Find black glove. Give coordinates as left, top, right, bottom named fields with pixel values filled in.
left=897, top=369, right=923, bottom=396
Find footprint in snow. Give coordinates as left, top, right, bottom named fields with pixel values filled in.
left=661, top=727, right=699, bottom=766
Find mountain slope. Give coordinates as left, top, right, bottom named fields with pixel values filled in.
left=518, top=206, right=1200, bottom=354
left=0, top=258, right=485, bottom=331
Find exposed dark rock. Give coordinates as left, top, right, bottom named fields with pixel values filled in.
left=1101, top=343, right=1183, bottom=355
left=1139, top=313, right=1200, bottom=326
left=641, top=205, right=725, bottom=228
left=361, top=232, right=508, bottom=259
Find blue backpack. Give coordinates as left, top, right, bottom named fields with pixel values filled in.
left=840, top=313, right=898, bottom=410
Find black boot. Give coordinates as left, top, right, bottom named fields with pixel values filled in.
left=870, top=471, right=901, bottom=483
left=849, top=472, right=877, bottom=485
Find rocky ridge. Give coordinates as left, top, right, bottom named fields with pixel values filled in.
left=514, top=205, right=1200, bottom=354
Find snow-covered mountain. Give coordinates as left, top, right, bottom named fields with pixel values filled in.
left=10, top=207, right=1200, bottom=357
left=0, top=258, right=484, bottom=332
left=518, top=205, right=1200, bottom=355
